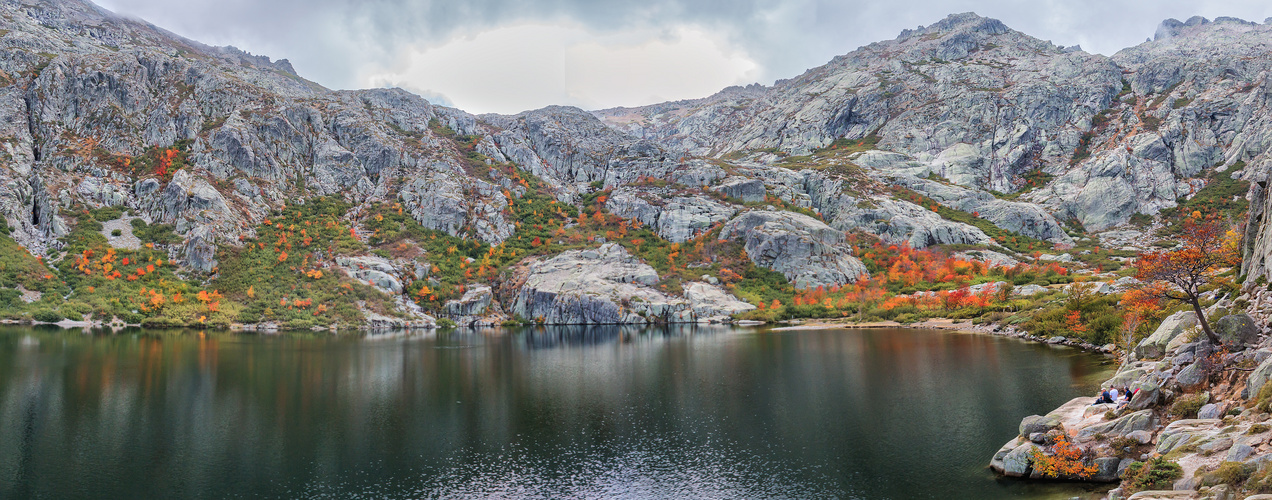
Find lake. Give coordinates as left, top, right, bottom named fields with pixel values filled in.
left=0, top=325, right=1114, bottom=499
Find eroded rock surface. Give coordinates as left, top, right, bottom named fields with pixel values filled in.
left=719, top=210, right=868, bottom=288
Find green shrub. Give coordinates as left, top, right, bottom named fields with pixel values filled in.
left=1249, top=463, right=1272, bottom=493
left=110, top=229, right=122, bottom=236
left=1249, top=424, right=1270, bottom=435
left=133, top=221, right=181, bottom=245
left=1256, top=383, right=1272, bottom=413
left=436, top=318, right=456, bottom=329
left=1122, top=458, right=1183, bottom=493
left=1202, top=461, right=1254, bottom=486
left=1170, top=393, right=1208, bottom=418
left=32, top=309, right=63, bottom=323
left=0, top=288, right=19, bottom=307
left=88, top=206, right=124, bottom=222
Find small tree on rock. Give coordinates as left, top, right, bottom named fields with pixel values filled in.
left=1134, top=214, right=1240, bottom=345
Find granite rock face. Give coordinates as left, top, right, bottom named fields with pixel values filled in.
left=596, top=13, right=1122, bottom=196
left=505, top=243, right=755, bottom=325
left=15, top=2, right=1272, bottom=331
left=1135, top=311, right=1199, bottom=359
left=683, top=282, right=758, bottom=322
left=719, top=210, right=868, bottom=288
left=336, top=256, right=404, bottom=294
left=606, top=187, right=737, bottom=243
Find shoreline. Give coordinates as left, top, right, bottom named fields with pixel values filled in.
left=770, top=319, right=1118, bottom=355
left=2, top=317, right=1117, bottom=356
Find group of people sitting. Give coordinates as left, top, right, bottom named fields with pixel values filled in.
left=1093, top=386, right=1137, bottom=409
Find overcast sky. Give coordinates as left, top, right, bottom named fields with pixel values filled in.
left=95, top=0, right=1272, bottom=115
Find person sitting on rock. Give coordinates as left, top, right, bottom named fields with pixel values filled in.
left=1094, top=388, right=1112, bottom=405
left=1115, top=388, right=1131, bottom=409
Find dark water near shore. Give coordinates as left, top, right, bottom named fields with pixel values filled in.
left=0, top=325, right=1113, bottom=499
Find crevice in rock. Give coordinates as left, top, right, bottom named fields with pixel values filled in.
left=24, top=94, right=39, bottom=162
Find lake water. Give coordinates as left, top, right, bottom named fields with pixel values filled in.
left=0, top=325, right=1114, bottom=499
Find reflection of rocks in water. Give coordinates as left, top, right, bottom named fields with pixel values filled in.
left=520, top=324, right=735, bottom=349
left=522, top=325, right=636, bottom=348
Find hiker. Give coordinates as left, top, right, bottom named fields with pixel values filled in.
left=1116, top=388, right=1131, bottom=409
left=1094, top=388, right=1112, bottom=405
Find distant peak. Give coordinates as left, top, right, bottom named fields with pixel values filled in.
left=212, top=45, right=298, bottom=76
left=1154, top=15, right=1258, bottom=41
left=898, top=12, right=1009, bottom=40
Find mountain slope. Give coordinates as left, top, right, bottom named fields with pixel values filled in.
left=1, top=1, right=1270, bottom=328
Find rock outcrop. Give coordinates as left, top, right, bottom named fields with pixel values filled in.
left=10, top=1, right=1272, bottom=332
left=1135, top=311, right=1200, bottom=359
left=606, top=187, right=737, bottom=243
left=719, top=210, right=868, bottom=288
left=991, top=312, right=1272, bottom=498
left=505, top=243, right=753, bottom=325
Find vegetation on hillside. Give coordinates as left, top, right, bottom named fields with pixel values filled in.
left=214, top=198, right=398, bottom=330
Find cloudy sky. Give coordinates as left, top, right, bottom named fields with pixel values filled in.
left=95, top=0, right=1272, bottom=115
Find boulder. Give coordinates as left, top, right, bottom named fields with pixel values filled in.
left=989, top=437, right=1022, bottom=473
left=1014, top=284, right=1048, bottom=296
left=1077, top=410, right=1155, bottom=439
left=1001, top=442, right=1036, bottom=477
left=1092, top=456, right=1122, bottom=482
left=719, top=210, right=868, bottom=288
left=1019, top=414, right=1063, bottom=436
left=336, top=256, right=403, bottom=294
left=1135, top=311, right=1199, bottom=359
left=507, top=243, right=691, bottom=324
left=1248, top=354, right=1272, bottom=399
left=1038, top=253, right=1074, bottom=262
left=1227, top=443, right=1256, bottom=462
left=1156, top=419, right=1223, bottom=455
left=1105, top=364, right=1153, bottom=389
left=1215, top=313, right=1260, bottom=347
left=710, top=176, right=767, bottom=203
left=183, top=225, right=218, bottom=273
left=443, top=285, right=494, bottom=317
left=954, top=250, right=1019, bottom=268
left=1127, top=430, right=1153, bottom=444
left=1085, top=403, right=1117, bottom=419
left=1197, top=436, right=1232, bottom=453
left=1128, top=381, right=1161, bottom=410
left=682, top=282, right=756, bottom=321
left=1196, top=403, right=1222, bottom=420
left=1176, top=362, right=1206, bottom=388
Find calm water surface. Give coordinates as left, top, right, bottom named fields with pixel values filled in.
left=0, top=325, right=1113, bottom=499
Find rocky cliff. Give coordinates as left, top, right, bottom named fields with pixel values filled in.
left=3, top=2, right=1272, bottom=328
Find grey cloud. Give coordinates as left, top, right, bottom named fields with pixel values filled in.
left=96, top=0, right=1272, bottom=111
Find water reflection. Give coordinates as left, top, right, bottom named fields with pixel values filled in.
left=0, top=326, right=1113, bottom=499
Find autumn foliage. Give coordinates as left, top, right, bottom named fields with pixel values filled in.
left=1135, top=213, right=1241, bottom=344
left=1030, top=434, right=1099, bottom=479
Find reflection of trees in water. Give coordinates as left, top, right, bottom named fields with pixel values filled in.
left=0, top=325, right=1112, bottom=500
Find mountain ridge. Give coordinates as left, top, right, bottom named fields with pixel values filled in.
left=1, top=0, right=1271, bottom=333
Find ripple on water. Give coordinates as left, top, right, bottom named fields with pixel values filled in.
left=296, top=435, right=850, bottom=499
